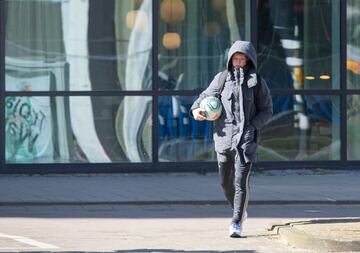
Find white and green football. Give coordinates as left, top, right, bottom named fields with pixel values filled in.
left=200, top=96, right=222, bottom=121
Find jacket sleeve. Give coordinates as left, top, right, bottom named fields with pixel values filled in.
left=189, top=72, right=222, bottom=118
left=250, top=77, right=273, bottom=130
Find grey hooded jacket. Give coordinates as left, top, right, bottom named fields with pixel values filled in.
left=190, top=40, right=273, bottom=162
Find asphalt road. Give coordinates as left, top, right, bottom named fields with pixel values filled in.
left=0, top=204, right=359, bottom=253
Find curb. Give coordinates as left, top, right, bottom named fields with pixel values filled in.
left=1, top=200, right=360, bottom=206
left=0, top=200, right=226, bottom=206
left=269, top=218, right=360, bottom=252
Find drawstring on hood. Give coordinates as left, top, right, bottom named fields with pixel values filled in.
left=189, top=39, right=273, bottom=158
left=227, top=41, right=258, bottom=88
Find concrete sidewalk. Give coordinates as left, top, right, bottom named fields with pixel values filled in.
left=270, top=218, right=360, bottom=252
left=0, top=169, right=359, bottom=205
left=0, top=169, right=360, bottom=252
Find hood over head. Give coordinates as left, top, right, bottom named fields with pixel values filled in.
left=226, top=40, right=257, bottom=70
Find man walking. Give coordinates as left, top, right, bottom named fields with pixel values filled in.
left=190, top=40, right=273, bottom=237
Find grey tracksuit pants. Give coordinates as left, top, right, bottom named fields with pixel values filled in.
left=217, top=148, right=252, bottom=224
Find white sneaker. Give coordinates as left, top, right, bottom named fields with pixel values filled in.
left=229, top=223, right=242, bottom=238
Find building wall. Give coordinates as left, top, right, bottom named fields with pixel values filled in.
left=1, top=0, right=360, bottom=173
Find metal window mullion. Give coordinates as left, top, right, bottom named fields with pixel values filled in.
left=0, top=0, right=5, bottom=171
left=250, top=0, right=257, bottom=47
left=340, top=0, right=347, bottom=164
left=152, top=0, right=159, bottom=169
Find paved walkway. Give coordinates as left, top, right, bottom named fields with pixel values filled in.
left=0, top=169, right=360, bottom=205
left=0, top=169, right=360, bottom=252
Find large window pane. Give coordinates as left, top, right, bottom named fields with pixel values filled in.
left=260, top=95, right=340, bottom=161
left=347, top=0, right=360, bottom=89
left=158, top=0, right=249, bottom=91
left=5, top=96, right=152, bottom=163
left=159, top=95, right=341, bottom=162
left=257, top=0, right=340, bottom=90
left=347, top=95, right=360, bottom=160
left=5, top=0, right=152, bottom=91
left=158, top=96, right=216, bottom=161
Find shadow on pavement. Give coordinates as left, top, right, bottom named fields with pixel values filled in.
left=116, top=250, right=255, bottom=253
left=14, top=251, right=255, bottom=253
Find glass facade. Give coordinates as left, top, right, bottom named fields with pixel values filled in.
left=257, top=0, right=340, bottom=90
left=347, top=0, right=360, bottom=89
left=158, top=96, right=216, bottom=162
left=257, top=0, right=342, bottom=162
left=347, top=0, right=360, bottom=160
left=5, top=96, right=152, bottom=163
left=158, top=0, right=249, bottom=91
left=261, top=95, right=340, bottom=161
left=5, top=0, right=152, bottom=91
left=1, top=0, right=360, bottom=171
left=347, top=95, right=360, bottom=160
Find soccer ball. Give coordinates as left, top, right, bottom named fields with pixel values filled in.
left=200, top=96, right=222, bottom=121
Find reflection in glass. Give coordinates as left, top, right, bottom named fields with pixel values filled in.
left=115, top=0, right=152, bottom=91
left=5, top=0, right=152, bottom=91
left=159, top=95, right=341, bottom=162
left=5, top=96, right=55, bottom=162
left=5, top=96, right=152, bottom=163
left=158, top=96, right=216, bottom=161
left=158, top=0, right=248, bottom=91
left=347, top=0, right=360, bottom=89
left=257, top=0, right=340, bottom=90
left=347, top=95, right=360, bottom=160
left=260, top=95, right=340, bottom=161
